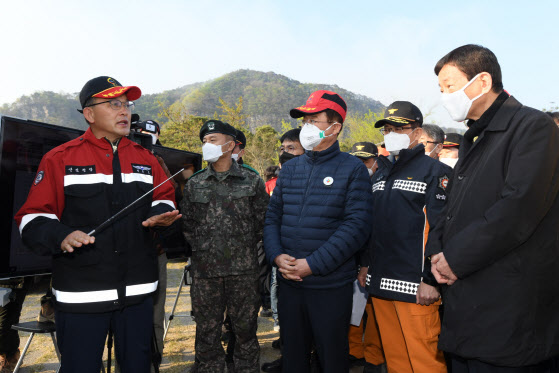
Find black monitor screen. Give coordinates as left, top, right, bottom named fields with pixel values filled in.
left=0, top=116, right=201, bottom=279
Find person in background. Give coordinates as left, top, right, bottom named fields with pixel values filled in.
left=438, top=133, right=462, bottom=168
left=429, top=43, right=559, bottom=373
left=261, top=127, right=306, bottom=373
left=419, top=124, right=445, bottom=159
left=547, top=111, right=559, bottom=126
left=349, top=142, right=379, bottom=177
left=0, top=278, right=32, bottom=372
left=264, top=166, right=279, bottom=196
left=348, top=142, right=385, bottom=373
left=137, top=118, right=183, bottom=372
left=232, top=129, right=246, bottom=165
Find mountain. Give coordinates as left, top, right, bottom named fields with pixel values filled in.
left=0, top=70, right=385, bottom=131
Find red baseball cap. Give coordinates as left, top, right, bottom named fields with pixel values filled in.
left=290, top=90, right=347, bottom=123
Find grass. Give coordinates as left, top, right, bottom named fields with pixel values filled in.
left=13, top=259, right=281, bottom=372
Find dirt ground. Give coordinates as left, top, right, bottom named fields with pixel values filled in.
left=11, top=260, right=373, bottom=372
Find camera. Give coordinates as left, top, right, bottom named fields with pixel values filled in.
left=128, top=114, right=161, bottom=152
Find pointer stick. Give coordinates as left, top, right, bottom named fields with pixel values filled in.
left=87, top=168, right=184, bottom=236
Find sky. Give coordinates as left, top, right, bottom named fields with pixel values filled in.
left=1, top=0, right=558, bottom=128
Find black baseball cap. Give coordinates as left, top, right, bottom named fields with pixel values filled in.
left=349, top=142, right=378, bottom=159
left=235, top=129, right=247, bottom=149
left=443, top=133, right=463, bottom=148
left=374, top=101, right=423, bottom=128
left=79, top=76, right=141, bottom=110
left=199, top=120, right=237, bottom=142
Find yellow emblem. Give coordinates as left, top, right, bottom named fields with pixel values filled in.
left=388, top=108, right=398, bottom=115
left=356, top=145, right=364, bottom=150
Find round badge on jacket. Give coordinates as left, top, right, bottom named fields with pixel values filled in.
left=323, top=176, right=334, bottom=186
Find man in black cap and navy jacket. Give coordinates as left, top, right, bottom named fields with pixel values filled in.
left=360, top=101, right=451, bottom=373
left=15, top=76, right=180, bottom=372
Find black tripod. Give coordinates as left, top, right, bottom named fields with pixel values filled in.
left=163, top=262, right=192, bottom=341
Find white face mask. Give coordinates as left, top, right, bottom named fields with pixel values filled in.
left=384, top=128, right=417, bottom=156
left=441, top=73, right=483, bottom=122
left=440, top=157, right=458, bottom=168
left=148, top=133, right=158, bottom=145
left=231, top=153, right=239, bottom=162
left=367, top=160, right=377, bottom=177
left=202, top=141, right=232, bottom=163
left=425, top=145, right=439, bottom=158
left=299, top=122, right=336, bottom=151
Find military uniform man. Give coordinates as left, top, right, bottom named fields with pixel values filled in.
left=181, top=120, right=269, bottom=373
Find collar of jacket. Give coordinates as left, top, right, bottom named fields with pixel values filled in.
left=82, top=127, right=131, bottom=151
left=464, top=91, right=511, bottom=142
left=304, top=141, right=341, bottom=164
left=201, top=159, right=245, bottom=180
left=377, top=144, right=425, bottom=175
left=459, top=95, right=522, bottom=160
left=395, top=143, right=425, bottom=164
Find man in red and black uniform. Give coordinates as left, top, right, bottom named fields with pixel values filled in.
left=14, top=76, right=180, bottom=373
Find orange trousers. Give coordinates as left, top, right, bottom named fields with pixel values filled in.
left=372, top=297, right=446, bottom=373
left=348, top=297, right=385, bottom=365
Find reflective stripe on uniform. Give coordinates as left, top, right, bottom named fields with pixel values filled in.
left=125, top=281, right=159, bottom=297
left=64, top=173, right=153, bottom=187
left=64, top=173, right=113, bottom=186
left=53, top=280, right=158, bottom=304
left=122, top=173, right=153, bottom=184
left=151, top=200, right=176, bottom=209
left=19, top=213, right=59, bottom=234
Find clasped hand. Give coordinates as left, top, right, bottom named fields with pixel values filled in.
left=274, top=254, right=312, bottom=281
left=431, top=252, right=458, bottom=285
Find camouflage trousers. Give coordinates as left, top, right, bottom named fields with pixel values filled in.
left=191, top=273, right=261, bottom=373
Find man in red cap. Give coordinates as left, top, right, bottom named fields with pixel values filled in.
left=15, top=76, right=181, bottom=372
left=264, top=90, right=373, bottom=372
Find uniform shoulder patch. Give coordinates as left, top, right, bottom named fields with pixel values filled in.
left=34, top=170, right=44, bottom=185
left=438, top=175, right=449, bottom=191
left=241, top=164, right=260, bottom=175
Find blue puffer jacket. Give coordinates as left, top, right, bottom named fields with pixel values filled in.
left=264, top=141, right=373, bottom=289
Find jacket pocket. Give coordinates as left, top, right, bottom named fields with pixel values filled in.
left=62, top=186, right=107, bottom=229
left=57, top=244, right=101, bottom=267
left=190, top=187, right=212, bottom=204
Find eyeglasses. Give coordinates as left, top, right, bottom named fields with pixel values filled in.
left=380, top=126, right=414, bottom=135
left=302, top=120, right=337, bottom=126
left=86, top=100, right=135, bottom=111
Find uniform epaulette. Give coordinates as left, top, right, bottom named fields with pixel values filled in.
left=190, top=167, right=208, bottom=178
left=241, top=164, right=260, bottom=175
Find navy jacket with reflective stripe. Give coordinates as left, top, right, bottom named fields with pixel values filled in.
left=364, top=144, right=452, bottom=303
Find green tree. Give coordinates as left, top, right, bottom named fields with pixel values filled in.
left=158, top=101, right=208, bottom=153
left=280, top=119, right=294, bottom=133
left=243, top=125, right=280, bottom=175
left=339, top=110, right=384, bottom=152
left=217, top=96, right=249, bottom=131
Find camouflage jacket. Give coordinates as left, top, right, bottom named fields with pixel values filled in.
left=181, top=161, right=269, bottom=278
